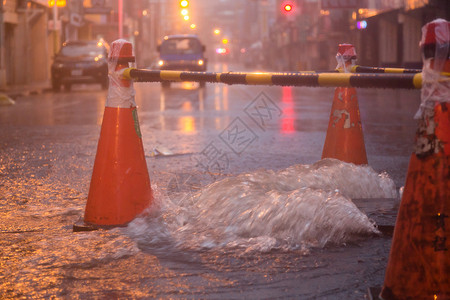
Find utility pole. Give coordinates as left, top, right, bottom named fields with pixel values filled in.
left=53, top=2, right=59, bottom=54
left=118, top=0, right=123, bottom=38
left=0, top=1, right=6, bottom=88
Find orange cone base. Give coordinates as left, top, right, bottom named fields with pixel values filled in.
left=73, top=219, right=103, bottom=232
left=321, top=87, right=368, bottom=165
left=380, top=152, right=450, bottom=299
left=83, top=107, right=153, bottom=226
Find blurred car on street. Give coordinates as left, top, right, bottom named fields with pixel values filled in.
left=157, top=34, right=207, bottom=88
left=51, top=40, right=109, bottom=91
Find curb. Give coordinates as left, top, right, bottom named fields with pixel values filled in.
left=0, top=83, right=51, bottom=100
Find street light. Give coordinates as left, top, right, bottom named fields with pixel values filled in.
left=283, top=4, right=293, bottom=12
left=180, top=0, right=189, bottom=8
left=281, top=1, right=302, bottom=17
left=48, top=0, right=66, bottom=7
left=357, top=20, right=368, bottom=29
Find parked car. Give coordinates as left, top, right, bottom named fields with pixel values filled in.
left=157, top=34, right=207, bottom=88
left=51, top=40, right=109, bottom=91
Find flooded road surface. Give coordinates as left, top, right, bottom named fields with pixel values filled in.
left=0, top=65, right=420, bottom=299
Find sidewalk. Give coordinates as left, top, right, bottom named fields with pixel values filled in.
left=0, top=81, right=51, bottom=99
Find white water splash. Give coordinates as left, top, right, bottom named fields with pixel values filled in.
left=127, top=159, right=397, bottom=253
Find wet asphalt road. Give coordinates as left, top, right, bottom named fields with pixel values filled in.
left=0, top=63, right=421, bottom=299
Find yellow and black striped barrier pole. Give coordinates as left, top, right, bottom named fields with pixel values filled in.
left=292, top=66, right=422, bottom=74
left=124, top=68, right=424, bottom=89
left=346, top=65, right=422, bottom=74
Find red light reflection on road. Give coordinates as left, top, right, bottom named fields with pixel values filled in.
left=281, top=86, right=295, bottom=134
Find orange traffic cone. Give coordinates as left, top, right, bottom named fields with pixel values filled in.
left=321, top=44, right=368, bottom=165
left=380, top=19, right=450, bottom=299
left=76, top=40, right=153, bottom=229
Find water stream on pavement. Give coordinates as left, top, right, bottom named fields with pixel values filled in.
left=126, top=158, right=397, bottom=254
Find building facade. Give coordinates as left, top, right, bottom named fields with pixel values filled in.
left=0, top=0, right=52, bottom=88
left=247, top=0, right=449, bottom=71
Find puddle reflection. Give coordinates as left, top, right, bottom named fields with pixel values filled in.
left=156, top=76, right=231, bottom=132
left=281, top=86, right=295, bottom=134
